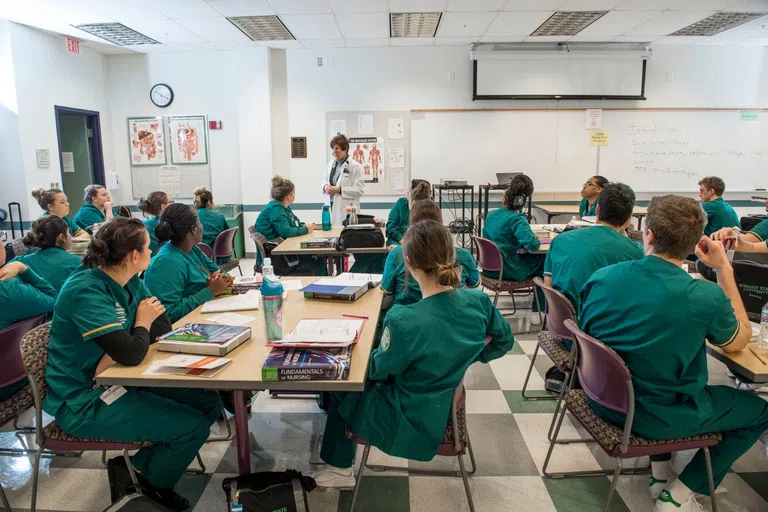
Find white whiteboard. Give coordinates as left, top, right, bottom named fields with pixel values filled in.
left=411, top=110, right=767, bottom=192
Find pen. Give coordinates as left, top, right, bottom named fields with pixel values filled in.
left=343, top=314, right=369, bottom=320
left=197, top=265, right=211, bottom=277
left=749, top=347, right=767, bottom=365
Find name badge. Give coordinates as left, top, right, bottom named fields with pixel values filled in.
left=99, top=385, right=127, bottom=405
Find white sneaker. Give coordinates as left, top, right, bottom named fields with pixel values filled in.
left=530, top=313, right=542, bottom=326
left=312, top=466, right=356, bottom=489
left=654, top=490, right=703, bottom=511
left=649, top=476, right=668, bottom=500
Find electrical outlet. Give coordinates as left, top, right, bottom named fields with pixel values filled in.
left=317, top=57, right=323, bottom=66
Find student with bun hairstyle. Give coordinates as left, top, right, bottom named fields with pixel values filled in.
left=73, top=184, right=114, bottom=234
left=386, top=179, right=431, bottom=246
left=313, top=219, right=514, bottom=489
left=193, top=186, right=230, bottom=263
left=31, top=187, right=88, bottom=239
left=579, top=175, right=609, bottom=219
left=10, top=216, right=81, bottom=293
left=138, top=191, right=173, bottom=255
left=44, top=217, right=221, bottom=512
left=254, top=176, right=327, bottom=276
left=144, top=203, right=232, bottom=323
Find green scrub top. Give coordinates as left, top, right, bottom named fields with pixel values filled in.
left=385, top=197, right=409, bottom=246
left=44, top=268, right=152, bottom=418
left=579, top=198, right=598, bottom=218
left=254, top=201, right=309, bottom=241
left=196, top=207, right=229, bottom=247
left=144, top=243, right=220, bottom=322
left=543, top=225, right=644, bottom=310
left=578, top=256, right=740, bottom=435
left=73, top=203, right=106, bottom=234
left=381, top=245, right=480, bottom=306
left=336, top=288, right=514, bottom=461
left=143, top=217, right=161, bottom=256
left=701, top=197, right=740, bottom=236
left=481, top=208, right=542, bottom=281
left=10, top=247, right=81, bottom=294
left=42, top=212, right=84, bottom=238
left=0, top=268, right=56, bottom=330
left=748, top=218, right=768, bottom=242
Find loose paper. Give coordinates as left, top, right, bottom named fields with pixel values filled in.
left=159, top=166, right=182, bottom=197
left=390, top=168, right=405, bottom=191
left=280, top=279, right=304, bottom=291
left=357, top=114, right=374, bottom=135
left=388, top=148, right=405, bottom=168
left=36, top=149, right=50, bottom=168
left=61, top=152, right=75, bottom=173
left=585, top=109, right=603, bottom=130
left=206, top=312, right=256, bottom=327
left=588, top=130, right=609, bottom=147
left=740, top=111, right=760, bottom=121
left=330, top=119, right=346, bottom=135
left=388, top=118, right=404, bottom=139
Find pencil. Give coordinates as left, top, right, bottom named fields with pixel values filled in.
left=749, top=347, right=767, bottom=365
left=343, top=314, right=369, bottom=320
left=197, top=265, right=212, bottom=277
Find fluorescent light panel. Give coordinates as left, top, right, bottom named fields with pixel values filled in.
left=670, top=12, right=767, bottom=37
left=74, top=23, right=159, bottom=46
left=531, top=11, right=608, bottom=37
left=227, top=15, right=295, bottom=41
left=390, top=12, right=442, bottom=38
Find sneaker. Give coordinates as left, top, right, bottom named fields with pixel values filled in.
left=530, top=313, right=543, bottom=326
left=654, top=490, right=703, bottom=511
left=649, top=475, right=668, bottom=500
left=313, top=466, right=356, bottom=489
left=106, top=457, right=134, bottom=502
left=137, top=474, right=191, bottom=512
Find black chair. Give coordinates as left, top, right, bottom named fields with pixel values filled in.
left=733, top=260, right=768, bottom=323
left=740, top=215, right=768, bottom=233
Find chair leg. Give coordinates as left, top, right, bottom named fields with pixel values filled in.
left=206, top=409, right=234, bottom=443
left=0, top=481, right=11, bottom=512
left=457, top=452, right=475, bottom=512
left=603, top=458, right=623, bottom=512
left=349, top=445, right=370, bottom=512
left=123, top=450, right=140, bottom=490
left=466, top=435, right=477, bottom=476
left=185, top=453, right=207, bottom=475
left=542, top=396, right=569, bottom=478
left=13, top=414, right=34, bottom=433
left=30, top=446, right=42, bottom=512
left=533, top=289, right=543, bottom=327
left=704, top=447, right=718, bottom=512
left=237, top=264, right=242, bottom=276
left=102, top=450, right=107, bottom=466
left=522, top=344, right=554, bottom=401
left=492, top=289, right=500, bottom=307
left=510, top=293, right=517, bottom=315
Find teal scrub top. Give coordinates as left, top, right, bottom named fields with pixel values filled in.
left=44, top=268, right=152, bottom=418
left=701, top=197, right=740, bottom=236
left=578, top=256, right=740, bottom=435
left=143, top=216, right=161, bottom=256
left=579, top=198, right=598, bottom=218
left=0, top=268, right=56, bottom=330
left=381, top=245, right=480, bottom=306
left=481, top=208, right=541, bottom=281
left=144, top=243, right=220, bottom=322
left=385, top=198, right=409, bottom=246
left=73, top=203, right=106, bottom=234
left=196, top=207, right=229, bottom=247
left=10, top=247, right=81, bottom=294
left=42, top=212, right=84, bottom=237
left=748, top=218, right=768, bottom=242
left=543, top=225, right=644, bottom=310
left=254, top=201, right=309, bottom=241
left=337, top=288, right=514, bottom=461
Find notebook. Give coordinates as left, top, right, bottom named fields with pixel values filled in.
left=270, top=318, right=364, bottom=348
left=144, top=354, right=232, bottom=378
left=336, top=272, right=383, bottom=288
left=201, top=290, right=261, bottom=313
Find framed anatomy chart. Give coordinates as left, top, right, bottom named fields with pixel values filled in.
left=168, top=115, right=209, bottom=165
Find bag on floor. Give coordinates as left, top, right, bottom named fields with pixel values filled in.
left=102, top=493, right=172, bottom=512
left=222, top=470, right=316, bottom=512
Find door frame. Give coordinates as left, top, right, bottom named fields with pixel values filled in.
left=54, top=105, right=106, bottom=186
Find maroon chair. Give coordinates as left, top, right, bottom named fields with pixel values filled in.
left=197, top=242, right=213, bottom=259
left=213, top=227, right=242, bottom=275
left=543, top=319, right=720, bottom=512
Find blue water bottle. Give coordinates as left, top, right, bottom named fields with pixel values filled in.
left=261, top=277, right=284, bottom=342
left=321, top=199, right=332, bottom=231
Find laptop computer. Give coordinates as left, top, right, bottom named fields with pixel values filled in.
left=496, top=172, right=522, bottom=186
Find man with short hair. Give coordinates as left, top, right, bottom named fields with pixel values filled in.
left=698, top=176, right=740, bottom=236
left=579, top=195, right=767, bottom=512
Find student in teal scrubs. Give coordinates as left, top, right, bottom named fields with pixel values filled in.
left=73, top=185, right=114, bottom=234
left=482, top=174, right=545, bottom=323
left=138, top=191, right=173, bottom=256
left=193, top=186, right=231, bottom=264
left=698, top=176, right=740, bottom=236
left=382, top=199, right=480, bottom=307
left=31, top=187, right=88, bottom=239
left=44, top=217, right=222, bottom=511
left=312, top=219, right=514, bottom=488
left=10, top=216, right=81, bottom=293
left=544, top=183, right=644, bottom=311
left=254, top=176, right=327, bottom=276
left=578, top=175, right=608, bottom=219
left=385, top=179, right=431, bottom=246
left=578, top=195, right=767, bottom=512
left=144, top=203, right=232, bottom=323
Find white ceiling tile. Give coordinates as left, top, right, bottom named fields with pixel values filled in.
left=335, top=13, right=389, bottom=38
left=123, top=19, right=205, bottom=43
left=390, top=37, right=435, bottom=45
left=651, top=35, right=705, bottom=44
left=614, top=0, right=678, bottom=9
left=175, top=17, right=251, bottom=42
left=163, top=41, right=219, bottom=52
left=484, top=11, right=554, bottom=36
left=299, top=37, right=347, bottom=47
left=259, top=39, right=305, bottom=48
left=87, top=3, right=155, bottom=20
left=568, top=34, right=615, bottom=41
left=437, top=11, right=498, bottom=37
left=623, top=10, right=716, bottom=36
left=479, top=35, right=526, bottom=41
left=152, top=1, right=221, bottom=20
left=267, top=0, right=332, bottom=15
left=208, top=1, right=277, bottom=16
left=389, top=0, right=448, bottom=13
left=613, top=34, right=659, bottom=41
left=579, top=10, right=662, bottom=36
left=723, top=0, right=768, bottom=12
left=671, top=0, right=736, bottom=10
left=121, top=43, right=177, bottom=53
left=328, top=0, right=388, bottom=13
left=435, top=36, right=478, bottom=45
left=344, top=37, right=391, bottom=46
left=524, top=35, right=571, bottom=41
left=559, top=0, right=620, bottom=9
left=280, top=14, right=342, bottom=38
left=503, top=0, right=565, bottom=9
left=447, top=0, right=506, bottom=11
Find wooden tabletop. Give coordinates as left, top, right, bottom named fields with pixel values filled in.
left=534, top=204, right=648, bottom=216
left=270, top=226, right=388, bottom=256
left=707, top=340, right=768, bottom=383
left=96, top=277, right=384, bottom=392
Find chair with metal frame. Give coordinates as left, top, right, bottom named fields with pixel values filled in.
left=212, top=227, right=241, bottom=275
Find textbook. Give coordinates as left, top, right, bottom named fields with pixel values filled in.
left=200, top=290, right=261, bottom=313
left=144, top=354, right=232, bottom=378
left=262, top=346, right=351, bottom=381
left=157, top=323, right=251, bottom=356
left=270, top=318, right=364, bottom=348
left=336, top=272, right=383, bottom=288
left=301, top=278, right=370, bottom=301
left=232, top=274, right=262, bottom=294
left=300, top=237, right=337, bottom=249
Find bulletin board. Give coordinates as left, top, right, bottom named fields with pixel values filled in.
left=128, top=114, right=212, bottom=200
left=326, top=111, right=410, bottom=196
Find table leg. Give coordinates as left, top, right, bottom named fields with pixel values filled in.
left=636, top=215, right=642, bottom=230
left=548, top=214, right=554, bottom=223
left=326, top=256, right=334, bottom=276
left=233, top=390, right=251, bottom=475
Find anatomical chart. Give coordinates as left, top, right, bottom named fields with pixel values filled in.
left=349, top=137, right=384, bottom=183
left=169, top=115, right=208, bottom=165
left=128, top=117, right=166, bottom=166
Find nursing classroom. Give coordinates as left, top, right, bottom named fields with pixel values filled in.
left=2, top=2, right=768, bottom=512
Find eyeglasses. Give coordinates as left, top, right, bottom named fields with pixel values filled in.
left=583, top=182, right=597, bottom=188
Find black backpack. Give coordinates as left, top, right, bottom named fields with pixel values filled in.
left=336, top=224, right=385, bottom=251
left=222, top=470, right=316, bottom=512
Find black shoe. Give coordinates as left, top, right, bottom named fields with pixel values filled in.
left=138, top=474, right=191, bottom=512
left=106, top=456, right=137, bottom=503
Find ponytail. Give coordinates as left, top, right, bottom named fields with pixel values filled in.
left=403, top=219, right=460, bottom=288
left=83, top=217, right=147, bottom=268
left=23, top=216, right=68, bottom=250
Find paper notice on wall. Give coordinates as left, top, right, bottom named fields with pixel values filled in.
left=388, top=148, right=405, bottom=168
left=159, top=166, right=182, bottom=196
left=390, top=169, right=405, bottom=192
left=585, top=109, right=603, bottom=130
left=36, top=149, right=50, bottom=168
left=357, top=114, right=374, bottom=135
left=61, top=152, right=75, bottom=173
left=106, top=172, right=120, bottom=190
left=349, top=137, right=384, bottom=183
left=388, top=118, right=404, bottom=139
left=330, top=119, right=346, bottom=136
left=588, top=130, right=609, bottom=147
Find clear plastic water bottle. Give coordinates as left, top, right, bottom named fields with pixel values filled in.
left=759, top=302, right=768, bottom=350
left=262, top=258, right=274, bottom=279
left=321, top=200, right=332, bottom=231
left=262, top=276, right=284, bottom=342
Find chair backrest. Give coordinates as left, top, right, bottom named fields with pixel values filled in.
left=213, top=227, right=238, bottom=260
left=733, top=260, right=768, bottom=322
left=197, top=242, right=213, bottom=259
left=740, top=215, right=768, bottom=233
left=471, top=235, right=503, bottom=274
left=626, top=227, right=643, bottom=243
left=247, top=226, right=268, bottom=262
left=11, top=237, right=29, bottom=256
left=0, top=314, right=46, bottom=388
left=116, top=205, right=132, bottom=218
left=533, top=277, right=576, bottom=340
left=20, top=322, right=52, bottom=444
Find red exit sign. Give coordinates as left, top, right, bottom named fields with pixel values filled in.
left=66, top=37, right=80, bottom=54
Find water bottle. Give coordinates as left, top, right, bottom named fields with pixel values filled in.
left=759, top=302, right=768, bottom=350
left=321, top=200, right=332, bottom=231
left=350, top=204, right=358, bottom=225
left=262, top=276, right=284, bottom=342
left=262, top=258, right=274, bottom=279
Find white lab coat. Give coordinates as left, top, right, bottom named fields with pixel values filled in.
left=322, top=158, right=365, bottom=226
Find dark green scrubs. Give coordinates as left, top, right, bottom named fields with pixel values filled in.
left=10, top=247, right=81, bottom=293
left=44, top=268, right=221, bottom=490
left=254, top=201, right=327, bottom=275
left=702, top=198, right=740, bottom=236
left=73, top=203, right=106, bottom=234
left=385, top=197, right=409, bottom=246
left=748, top=218, right=768, bottom=241
left=196, top=207, right=231, bottom=264
left=579, top=198, right=597, bottom=217
left=143, top=216, right=161, bottom=256
left=320, top=288, right=514, bottom=467
left=579, top=256, right=768, bottom=495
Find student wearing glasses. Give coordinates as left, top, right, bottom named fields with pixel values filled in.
left=579, top=176, right=609, bottom=219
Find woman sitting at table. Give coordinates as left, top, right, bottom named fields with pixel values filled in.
left=31, top=187, right=89, bottom=239
left=138, top=191, right=173, bottom=256
left=386, top=179, right=431, bottom=246
left=579, top=175, right=608, bottom=219
left=10, top=215, right=81, bottom=293
left=44, top=217, right=221, bottom=512
left=193, top=186, right=231, bottom=264
left=312, top=219, right=514, bottom=489
left=254, top=176, right=327, bottom=276
left=73, top=184, right=114, bottom=234
left=144, top=203, right=232, bottom=323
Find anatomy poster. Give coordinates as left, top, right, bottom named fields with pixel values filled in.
left=128, top=117, right=166, bottom=166
left=349, top=137, right=384, bottom=183
left=169, top=115, right=208, bottom=165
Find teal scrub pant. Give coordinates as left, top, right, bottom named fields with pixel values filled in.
left=56, top=387, right=222, bottom=489
left=349, top=254, right=387, bottom=274
left=320, top=392, right=357, bottom=469
left=300, top=255, right=329, bottom=276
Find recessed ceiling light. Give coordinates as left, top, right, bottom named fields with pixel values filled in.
left=227, top=15, right=295, bottom=41
left=390, top=12, right=442, bottom=38
left=531, top=11, right=608, bottom=37
left=74, top=23, right=159, bottom=46
left=670, top=12, right=767, bottom=37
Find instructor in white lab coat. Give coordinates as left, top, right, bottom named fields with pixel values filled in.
left=322, top=134, right=365, bottom=226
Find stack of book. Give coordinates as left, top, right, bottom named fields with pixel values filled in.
left=262, top=346, right=351, bottom=382
left=232, top=275, right=262, bottom=294
left=300, top=237, right=337, bottom=249
left=157, top=323, right=252, bottom=356
left=301, top=276, right=373, bottom=301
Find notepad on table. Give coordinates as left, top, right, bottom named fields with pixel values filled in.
left=336, top=272, right=383, bottom=288
left=201, top=290, right=260, bottom=313
left=144, top=354, right=232, bottom=378
left=271, top=318, right=364, bottom=348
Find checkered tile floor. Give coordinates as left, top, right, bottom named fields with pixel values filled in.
left=2, top=271, right=767, bottom=511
